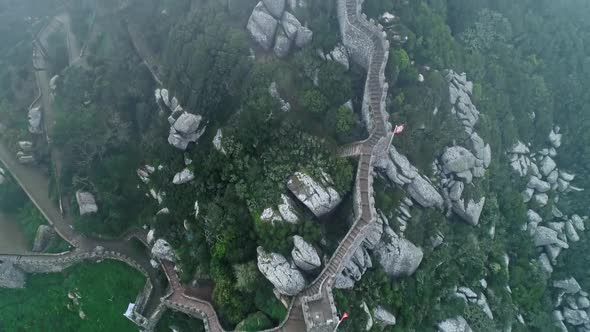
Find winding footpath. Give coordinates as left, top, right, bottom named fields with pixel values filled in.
left=150, top=0, right=394, bottom=331
left=0, top=0, right=393, bottom=331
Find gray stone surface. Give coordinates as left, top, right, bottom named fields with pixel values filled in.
left=572, top=215, right=585, bottom=231
left=565, top=221, right=580, bottom=242
left=452, top=197, right=485, bottom=226
left=263, top=0, right=286, bottom=19
left=329, top=43, right=350, bottom=70
left=407, top=175, right=444, bottom=209
left=375, top=230, right=423, bottom=278
left=554, top=278, right=582, bottom=294
left=32, top=225, right=56, bottom=252
left=295, top=26, right=313, bottom=48
left=75, top=190, right=98, bottom=215
left=540, top=156, right=557, bottom=176
left=281, top=11, right=301, bottom=39
left=273, top=29, right=292, bottom=58
left=172, top=168, right=194, bottom=185
left=437, top=316, right=472, bottom=332
left=549, top=129, right=562, bottom=148
left=0, top=261, right=26, bottom=288
left=336, top=246, right=372, bottom=289
left=287, top=171, right=341, bottom=217
left=291, top=235, right=321, bottom=271
left=247, top=2, right=279, bottom=51
left=257, top=247, right=305, bottom=296
left=373, top=306, right=396, bottom=326
left=151, top=239, right=176, bottom=262
left=441, top=146, right=476, bottom=174
left=563, top=307, right=590, bottom=326
left=28, top=106, right=42, bottom=134
left=534, top=226, right=569, bottom=248
left=527, top=176, right=551, bottom=193
left=539, top=253, right=553, bottom=274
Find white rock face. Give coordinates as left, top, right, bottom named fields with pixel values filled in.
left=168, top=112, right=205, bottom=150
left=212, top=129, right=226, bottom=154
left=277, top=194, right=300, bottom=223
left=534, top=226, right=569, bottom=248
left=151, top=239, right=176, bottom=262
left=452, top=197, right=485, bottom=226
left=540, top=156, right=557, bottom=176
left=549, top=129, right=562, bottom=148
left=291, top=235, right=321, bottom=271
left=335, top=246, right=372, bottom=289
left=553, top=278, right=581, bottom=294
left=437, top=316, right=472, bottom=332
left=407, top=175, right=444, bottom=209
left=257, top=247, right=305, bottom=296
left=287, top=171, right=341, bottom=217
left=441, top=146, right=476, bottom=174
left=375, top=230, right=423, bottom=278
left=373, top=306, right=396, bottom=326
left=75, top=190, right=98, bottom=215
left=527, top=176, right=551, bottom=193
left=28, top=106, right=42, bottom=134
left=172, top=168, right=194, bottom=185
left=247, top=2, right=279, bottom=50
left=328, top=43, right=350, bottom=70
left=563, top=307, right=590, bottom=326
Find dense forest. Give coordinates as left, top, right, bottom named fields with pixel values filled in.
left=0, top=0, right=589, bottom=331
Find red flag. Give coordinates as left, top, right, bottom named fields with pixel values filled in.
left=340, top=312, right=349, bottom=322
left=394, top=124, right=405, bottom=135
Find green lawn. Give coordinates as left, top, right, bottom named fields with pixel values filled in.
left=0, top=261, right=145, bottom=332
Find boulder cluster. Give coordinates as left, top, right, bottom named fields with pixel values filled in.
left=507, top=128, right=582, bottom=207
left=553, top=278, right=590, bottom=331
left=454, top=285, right=494, bottom=320
left=287, top=170, right=342, bottom=218
left=257, top=246, right=306, bottom=296
left=433, top=71, right=492, bottom=226
left=247, top=0, right=313, bottom=58
left=261, top=194, right=300, bottom=225
left=155, top=88, right=206, bottom=151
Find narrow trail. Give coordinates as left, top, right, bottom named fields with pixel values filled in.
left=0, top=1, right=393, bottom=330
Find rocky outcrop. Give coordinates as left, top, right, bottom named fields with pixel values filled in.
left=335, top=246, right=372, bottom=289
left=18, top=141, right=33, bottom=152
left=554, top=278, right=582, bottom=294
left=261, top=194, right=301, bottom=224
left=172, top=168, right=194, bottom=185
left=269, top=82, right=291, bottom=112
left=28, top=106, right=42, bottom=134
left=151, top=239, right=176, bottom=262
left=137, top=165, right=155, bottom=184
left=451, top=197, right=486, bottom=226
left=291, top=235, right=321, bottom=271
left=247, top=1, right=312, bottom=57
left=0, top=261, right=26, bottom=288
left=168, top=113, right=205, bottom=150
left=257, top=247, right=305, bottom=296
left=373, top=306, right=396, bottom=326
left=375, top=227, right=423, bottom=278
left=75, top=190, right=98, bottom=215
left=441, top=147, right=476, bottom=175
left=32, top=225, right=56, bottom=252
left=213, top=129, right=226, bottom=154
left=156, top=88, right=206, bottom=150
left=287, top=171, right=341, bottom=217
left=407, top=175, right=444, bottom=209
left=437, top=316, right=472, bottom=332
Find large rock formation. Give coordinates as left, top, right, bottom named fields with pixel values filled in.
left=335, top=246, right=372, bottom=289
left=28, top=106, right=42, bottom=134
left=172, top=168, right=194, bottom=185
left=168, top=113, right=205, bottom=150
left=261, top=194, right=301, bottom=224
left=375, top=228, right=423, bottom=278
left=441, top=146, right=477, bottom=174
left=452, top=197, right=486, bottom=226
left=257, top=247, right=305, bottom=296
left=287, top=171, right=341, bottom=217
left=75, top=190, right=98, bottom=215
left=373, top=306, right=396, bottom=326
left=247, top=0, right=312, bottom=57
left=0, top=261, right=26, bottom=288
left=32, top=225, right=56, bottom=252
left=291, top=235, right=321, bottom=271
left=437, top=316, right=472, bottom=332
left=151, top=239, right=176, bottom=262
left=407, top=175, right=444, bottom=209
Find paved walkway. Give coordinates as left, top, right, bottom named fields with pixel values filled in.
left=0, top=1, right=393, bottom=330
